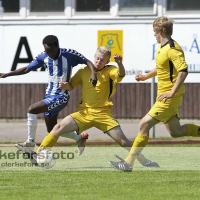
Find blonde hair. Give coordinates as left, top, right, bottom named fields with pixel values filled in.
left=153, top=16, right=174, bottom=36
left=96, top=46, right=111, bottom=59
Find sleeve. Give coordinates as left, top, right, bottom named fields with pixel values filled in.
left=27, top=53, right=45, bottom=71
left=69, top=68, right=83, bottom=89
left=168, top=48, right=188, bottom=72
left=109, top=66, right=124, bottom=83
left=65, top=49, right=87, bottom=67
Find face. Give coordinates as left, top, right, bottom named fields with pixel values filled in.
left=94, top=51, right=110, bottom=70
left=154, top=29, right=161, bottom=43
left=43, top=44, right=59, bottom=59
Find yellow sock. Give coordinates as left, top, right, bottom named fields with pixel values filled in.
left=125, top=133, right=149, bottom=166
left=186, top=124, right=200, bottom=137
left=37, top=133, right=59, bottom=154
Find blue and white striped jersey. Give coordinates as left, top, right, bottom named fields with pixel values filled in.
left=27, top=48, right=87, bottom=95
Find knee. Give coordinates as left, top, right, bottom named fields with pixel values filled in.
left=139, top=120, right=149, bottom=132
left=170, top=132, right=179, bottom=138
left=28, top=104, right=36, bottom=113
left=119, top=139, right=132, bottom=147
left=169, top=130, right=182, bottom=138
left=53, top=123, right=61, bottom=131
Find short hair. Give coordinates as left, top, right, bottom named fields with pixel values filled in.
left=42, top=35, right=59, bottom=46
left=96, top=46, right=111, bottom=59
left=153, top=16, right=174, bottom=36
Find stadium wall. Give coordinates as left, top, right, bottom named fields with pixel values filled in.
left=0, top=15, right=200, bottom=119
left=0, top=83, right=200, bottom=119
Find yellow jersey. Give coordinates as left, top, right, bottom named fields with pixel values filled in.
left=156, top=39, right=188, bottom=96
left=70, top=65, right=124, bottom=108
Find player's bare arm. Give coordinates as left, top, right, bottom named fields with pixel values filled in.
left=158, top=71, right=188, bottom=102
left=59, top=82, right=74, bottom=91
left=0, top=66, right=30, bottom=78
left=114, top=54, right=125, bottom=77
left=135, top=67, right=157, bottom=82
left=86, top=59, right=97, bottom=87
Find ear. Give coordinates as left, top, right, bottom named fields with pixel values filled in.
left=106, top=59, right=110, bottom=64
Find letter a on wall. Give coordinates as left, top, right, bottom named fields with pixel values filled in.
left=11, top=37, right=33, bottom=71
left=98, top=30, right=123, bottom=62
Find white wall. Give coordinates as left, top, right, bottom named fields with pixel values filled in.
left=0, top=23, right=200, bottom=83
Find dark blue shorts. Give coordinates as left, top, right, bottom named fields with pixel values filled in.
left=42, top=92, right=70, bottom=117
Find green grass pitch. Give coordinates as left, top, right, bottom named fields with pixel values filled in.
left=0, top=145, right=200, bottom=200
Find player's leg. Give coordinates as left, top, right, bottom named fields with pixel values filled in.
left=37, top=108, right=94, bottom=154
left=94, top=108, right=159, bottom=169
left=37, top=115, right=79, bottom=153
left=23, top=114, right=88, bottom=165
left=106, top=126, right=132, bottom=150
left=61, top=109, right=93, bottom=155
left=109, top=98, right=185, bottom=171
left=109, top=113, right=159, bottom=171
left=45, top=113, right=83, bottom=142
left=165, top=115, right=200, bottom=138
left=123, top=114, right=159, bottom=166
left=106, top=126, right=159, bottom=167
left=45, top=114, right=58, bottom=133
left=15, top=100, right=48, bottom=151
left=44, top=93, right=88, bottom=153
left=45, top=113, right=88, bottom=155
left=165, top=116, right=187, bottom=137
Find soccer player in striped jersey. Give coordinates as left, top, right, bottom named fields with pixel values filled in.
left=110, top=16, right=200, bottom=171
left=29, top=46, right=159, bottom=168
left=0, top=35, right=97, bottom=155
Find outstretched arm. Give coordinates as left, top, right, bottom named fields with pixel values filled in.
left=135, top=67, right=157, bottom=82
left=114, top=54, right=125, bottom=77
left=86, top=59, right=97, bottom=87
left=0, top=66, right=30, bottom=78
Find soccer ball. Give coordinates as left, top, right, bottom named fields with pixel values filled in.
left=37, top=149, right=56, bottom=169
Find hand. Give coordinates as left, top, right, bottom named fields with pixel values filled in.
left=89, top=72, right=97, bottom=87
left=114, top=54, right=122, bottom=64
left=0, top=73, right=7, bottom=78
left=157, top=92, right=173, bottom=102
left=59, top=82, right=72, bottom=90
left=135, top=74, right=146, bottom=82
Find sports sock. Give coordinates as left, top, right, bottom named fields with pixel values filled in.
left=61, top=131, right=81, bottom=142
left=27, top=113, right=38, bottom=143
left=186, top=124, right=200, bottom=137
left=37, top=133, right=58, bottom=154
left=125, top=133, right=149, bottom=166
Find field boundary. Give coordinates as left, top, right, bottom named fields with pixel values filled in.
left=1, top=140, right=200, bottom=147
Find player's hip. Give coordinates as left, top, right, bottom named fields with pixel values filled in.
left=42, top=93, right=70, bottom=117
left=70, top=107, right=119, bottom=134
left=148, top=97, right=183, bottom=123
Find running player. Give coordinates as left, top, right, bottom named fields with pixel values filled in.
left=109, top=16, right=200, bottom=171
left=0, top=35, right=97, bottom=155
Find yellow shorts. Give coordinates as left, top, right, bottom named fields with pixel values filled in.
left=148, top=94, right=183, bottom=123
left=70, top=107, right=120, bottom=134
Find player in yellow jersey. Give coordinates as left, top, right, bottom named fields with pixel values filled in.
left=109, top=16, right=200, bottom=171
left=25, top=46, right=159, bottom=168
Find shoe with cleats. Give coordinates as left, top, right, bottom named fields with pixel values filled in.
left=16, top=145, right=38, bottom=166
left=76, top=132, right=89, bottom=155
left=15, top=141, right=35, bottom=152
left=109, top=155, right=133, bottom=172
left=143, top=159, right=160, bottom=168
